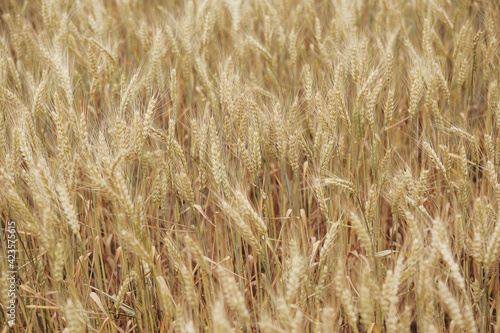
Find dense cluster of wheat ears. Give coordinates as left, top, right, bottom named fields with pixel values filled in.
left=1, top=0, right=500, bottom=332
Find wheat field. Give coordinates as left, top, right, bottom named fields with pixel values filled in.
left=0, top=0, right=499, bottom=332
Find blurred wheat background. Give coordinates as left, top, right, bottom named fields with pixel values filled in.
left=0, top=0, right=500, bottom=332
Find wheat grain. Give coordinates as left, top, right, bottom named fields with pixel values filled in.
left=217, top=267, right=250, bottom=321
left=432, top=217, right=466, bottom=292
left=211, top=298, right=233, bottom=332
left=358, top=267, right=374, bottom=331
left=64, top=299, right=85, bottom=333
